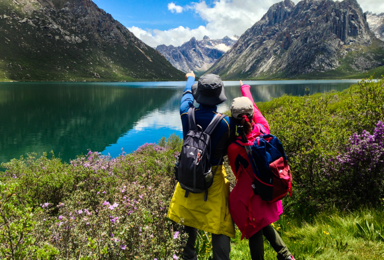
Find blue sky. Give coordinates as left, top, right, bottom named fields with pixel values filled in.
left=93, top=0, right=384, bottom=48
left=94, top=0, right=209, bottom=31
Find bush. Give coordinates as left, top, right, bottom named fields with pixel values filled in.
left=0, top=136, right=186, bottom=259
left=257, top=77, right=384, bottom=214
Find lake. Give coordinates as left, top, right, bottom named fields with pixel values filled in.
left=0, top=79, right=359, bottom=164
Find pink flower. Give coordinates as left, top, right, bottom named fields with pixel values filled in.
left=108, top=203, right=119, bottom=210
left=121, top=245, right=126, bottom=250
left=173, top=231, right=179, bottom=239
left=58, top=215, right=63, bottom=220
left=173, top=254, right=179, bottom=259
left=41, top=203, right=50, bottom=208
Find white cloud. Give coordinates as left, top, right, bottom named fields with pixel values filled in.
left=130, top=0, right=384, bottom=48
left=359, top=0, right=384, bottom=14
left=168, top=2, right=184, bottom=13
left=129, top=25, right=210, bottom=47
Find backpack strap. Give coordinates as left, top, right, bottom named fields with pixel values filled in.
left=187, top=107, right=197, bottom=131
left=204, top=113, right=226, bottom=135
left=237, top=131, right=261, bottom=178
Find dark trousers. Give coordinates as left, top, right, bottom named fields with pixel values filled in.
left=183, top=226, right=231, bottom=260
left=249, top=225, right=291, bottom=260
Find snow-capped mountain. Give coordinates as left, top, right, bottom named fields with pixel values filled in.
left=156, top=36, right=238, bottom=74
left=366, top=12, right=384, bottom=41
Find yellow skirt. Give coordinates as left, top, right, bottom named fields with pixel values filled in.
left=167, top=164, right=235, bottom=238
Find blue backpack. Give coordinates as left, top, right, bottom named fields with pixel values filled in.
left=238, top=134, right=292, bottom=202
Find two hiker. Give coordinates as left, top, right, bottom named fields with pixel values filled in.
left=167, top=71, right=294, bottom=260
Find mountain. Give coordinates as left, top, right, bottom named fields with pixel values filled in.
left=0, top=0, right=184, bottom=82
left=207, top=0, right=384, bottom=79
left=366, top=12, right=384, bottom=41
left=156, top=36, right=238, bottom=75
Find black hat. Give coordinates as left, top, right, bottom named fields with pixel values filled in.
left=192, top=74, right=227, bottom=106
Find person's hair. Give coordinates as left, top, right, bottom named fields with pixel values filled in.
left=238, top=115, right=253, bottom=135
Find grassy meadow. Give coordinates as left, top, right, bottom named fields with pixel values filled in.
left=230, top=207, right=384, bottom=260
left=0, top=77, right=383, bottom=259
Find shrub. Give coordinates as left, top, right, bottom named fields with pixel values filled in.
left=0, top=181, right=60, bottom=259
left=324, top=121, right=384, bottom=209
left=0, top=136, right=186, bottom=259
left=256, top=77, right=384, bottom=214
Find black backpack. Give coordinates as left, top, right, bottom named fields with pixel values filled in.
left=176, top=107, right=225, bottom=201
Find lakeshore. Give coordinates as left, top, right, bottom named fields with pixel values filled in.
left=1, top=77, right=383, bottom=259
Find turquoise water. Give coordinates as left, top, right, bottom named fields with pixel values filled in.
left=0, top=80, right=359, bottom=164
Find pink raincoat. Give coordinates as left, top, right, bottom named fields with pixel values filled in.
left=227, top=84, right=283, bottom=240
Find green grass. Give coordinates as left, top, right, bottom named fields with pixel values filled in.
left=230, top=207, right=384, bottom=260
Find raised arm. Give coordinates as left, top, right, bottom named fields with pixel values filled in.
left=180, top=72, right=196, bottom=115
left=180, top=72, right=196, bottom=139
left=240, top=82, right=270, bottom=134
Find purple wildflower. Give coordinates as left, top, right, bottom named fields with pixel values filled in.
left=110, top=217, right=118, bottom=223
left=121, top=245, right=126, bottom=250
left=41, top=203, right=50, bottom=208
left=173, top=231, right=179, bottom=239
left=108, top=203, right=119, bottom=210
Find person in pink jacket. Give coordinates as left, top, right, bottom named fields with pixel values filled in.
left=227, top=81, right=295, bottom=260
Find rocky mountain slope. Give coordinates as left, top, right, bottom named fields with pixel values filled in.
left=207, top=0, right=384, bottom=79
left=0, top=0, right=184, bottom=81
left=366, top=12, right=384, bottom=41
left=156, top=36, right=237, bottom=74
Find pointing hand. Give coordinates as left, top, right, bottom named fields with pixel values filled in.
left=185, top=71, right=195, bottom=79
left=240, top=80, right=243, bottom=86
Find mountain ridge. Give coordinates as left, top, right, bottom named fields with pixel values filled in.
left=366, top=12, right=384, bottom=41
left=0, top=0, right=184, bottom=82
left=156, top=35, right=238, bottom=75
left=206, top=0, right=384, bottom=79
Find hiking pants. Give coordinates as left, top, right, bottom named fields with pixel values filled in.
left=183, top=226, right=231, bottom=260
left=249, top=225, right=291, bottom=260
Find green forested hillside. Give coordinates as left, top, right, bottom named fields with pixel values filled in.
left=0, top=0, right=184, bottom=82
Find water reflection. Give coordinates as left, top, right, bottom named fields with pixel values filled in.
left=0, top=82, right=179, bottom=163
left=0, top=80, right=359, bottom=163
